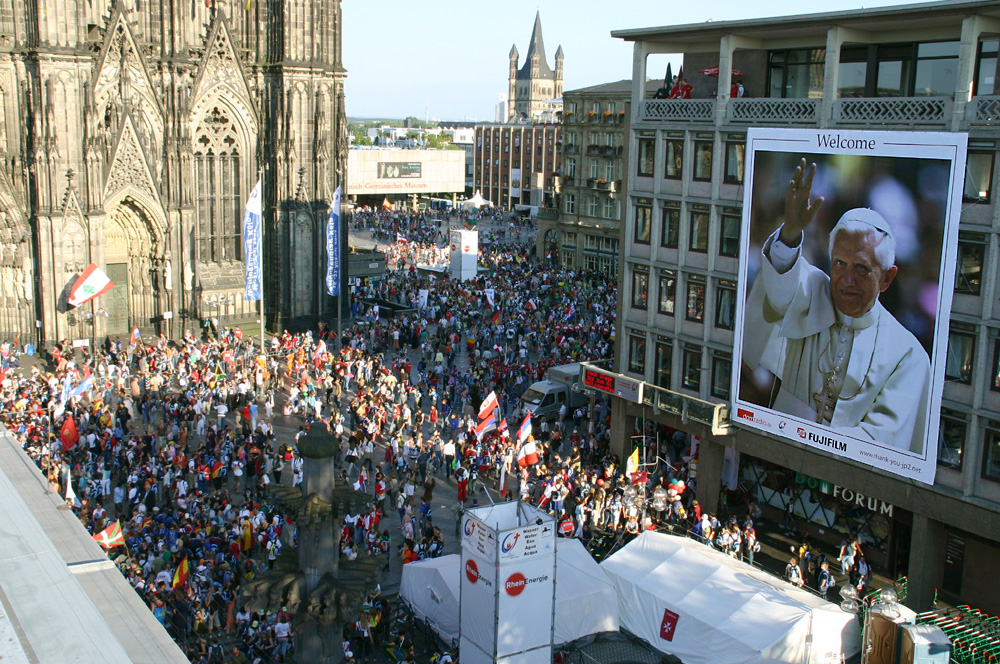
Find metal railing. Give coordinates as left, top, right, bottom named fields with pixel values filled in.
left=833, top=96, right=951, bottom=125
left=728, top=98, right=819, bottom=124
left=639, top=99, right=715, bottom=123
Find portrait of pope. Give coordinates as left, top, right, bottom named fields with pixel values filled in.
left=741, top=157, right=936, bottom=455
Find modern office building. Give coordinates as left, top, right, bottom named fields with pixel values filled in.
left=540, top=80, right=661, bottom=274
left=609, top=0, right=1000, bottom=614
left=473, top=123, right=561, bottom=210
left=507, top=12, right=564, bottom=123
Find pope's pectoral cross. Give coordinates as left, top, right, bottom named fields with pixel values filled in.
left=812, top=376, right=838, bottom=424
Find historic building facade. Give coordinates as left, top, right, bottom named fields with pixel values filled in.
left=507, top=12, right=563, bottom=123
left=0, top=0, right=347, bottom=345
left=472, top=123, right=560, bottom=211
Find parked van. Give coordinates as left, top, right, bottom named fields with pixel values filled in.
left=520, top=363, right=587, bottom=421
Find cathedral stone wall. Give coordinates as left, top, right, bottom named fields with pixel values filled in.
left=0, top=0, right=347, bottom=345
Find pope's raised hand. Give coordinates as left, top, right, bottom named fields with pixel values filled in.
left=780, top=158, right=824, bottom=246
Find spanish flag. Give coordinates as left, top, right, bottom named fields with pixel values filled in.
left=172, top=556, right=190, bottom=588
left=382, top=197, right=392, bottom=210
left=241, top=522, right=254, bottom=552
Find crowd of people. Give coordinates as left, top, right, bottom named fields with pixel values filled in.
left=0, top=209, right=871, bottom=663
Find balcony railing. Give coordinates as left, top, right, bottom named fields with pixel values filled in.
left=639, top=99, right=715, bottom=123
left=727, top=98, right=819, bottom=124
left=833, top=96, right=951, bottom=125
left=972, top=96, right=1000, bottom=125
left=563, top=144, right=579, bottom=155
left=537, top=207, right=559, bottom=221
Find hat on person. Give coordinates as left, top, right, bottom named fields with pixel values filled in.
left=836, top=207, right=893, bottom=239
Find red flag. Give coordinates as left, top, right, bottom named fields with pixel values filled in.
left=60, top=416, right=79, bottom=450
left=93, top=520, right=126, bottom=549
left=172, top=556, right=190, bottom=588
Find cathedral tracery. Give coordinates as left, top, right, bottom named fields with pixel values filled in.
left=193, top=104, right=245, bottom=263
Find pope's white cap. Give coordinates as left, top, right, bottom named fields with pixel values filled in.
left=836, top=208, right=893, bottom=239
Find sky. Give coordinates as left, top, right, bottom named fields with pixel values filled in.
left=341, top=0, right=939, bottom=122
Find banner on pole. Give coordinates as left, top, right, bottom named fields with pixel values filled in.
left=243, top=178, right=263, bottom=301
left=326, top=185, right=342, bottom=296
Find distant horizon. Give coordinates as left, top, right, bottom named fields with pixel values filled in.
left=342, top=0, right=943, bottom=121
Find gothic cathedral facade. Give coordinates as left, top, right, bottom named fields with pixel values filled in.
left=0, top=0, right=347, bottom=345
left=507, top=12, right=562, bottom=123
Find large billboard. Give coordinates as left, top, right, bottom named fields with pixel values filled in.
left=731, top=128, right=967, bottom=485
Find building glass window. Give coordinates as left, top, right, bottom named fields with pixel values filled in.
left=767, top=48, right=826, bottom=98
left=686, top=276, right=706, bottom=322
left=955, top=234, right=985, bottom=295
left=689, top=211, right=709, bottom=252
left=974, top=39, right=999, bottom=96
left=194, top=106, right=245, bottom=262
left=632, top=270, right=649, bottom=310
left=945, top=325, right=976, bottom=384
left=694, top=141, right=713, bottom=181
left=662, top=207, right=680, bottom=248
left=628, top=333, right=647, bottom=374
left=982, top=423, right=1000, bottom=481
left=715, top=280, right=736, bottom=330
left=564, top=194, right=575, bottom=215
left=605, top=161, right=616, bottom=182
left=635, top=200, right=652, bottom=244
left=838, top=42, right=959, bottom=97
left=590, top=159, right=600, bottom=178
left=655, top=341, right=673, bottom=389
left=658, top=271, right=676, bottom=315
left=938, top=410, right=966, bottom=470
left=566, top=157, right=576, bottom=178
left=720, top=215, right=740, bottom=257
left=665, top=139, right=684, bottom=179
left=682, top=344, right=702, bottom=391
left=603, top=198, right=617, bottom=219
left=588, top=196, right=599, bottom=216
left=990, top=338, right=1000, bottom=391
left=637, top=138, right=655, bottom=177
left=964, top=152, right=994, bottom=202
left=725, top=142, right=746, bottom=183
left=711, top=353, right=732, bottom=399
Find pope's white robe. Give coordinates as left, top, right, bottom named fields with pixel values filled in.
left=743, top=232, right=930, bottom=454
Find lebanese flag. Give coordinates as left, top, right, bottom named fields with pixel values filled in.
left=67, top=263, right=114, bottom=307
left=172, top=556, right=190, bottom=588
left=478, top=391, right=499, bottom=420
left=517, top=438, right=539, bottom=467
left=475, top=411, right=497, bottom=440
left=129, top=326, right=141, bottom=348
left=497, top=418, right=509, bottom=438
left=516, top=414, right=532, bottom=444
left=60, top=415, right=79, bottom=450
left=93, top=520, right=126, bottom=549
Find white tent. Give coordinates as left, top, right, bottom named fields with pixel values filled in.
left=400, top=539, right=619, bottom=646
left=600, top=531, right=861, bottom=664
left=460, top=190, right=491, bottom=209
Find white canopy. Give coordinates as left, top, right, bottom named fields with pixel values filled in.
left=400, top=538, right=619, bottom=646
left=460, top=190, right=491, bottom=209
left=600, top=531, right=861, bottom=664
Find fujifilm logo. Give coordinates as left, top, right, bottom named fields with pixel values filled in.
left=807, top=431, right=848, bottom=452
left=817, top=134, right=876, bottom=150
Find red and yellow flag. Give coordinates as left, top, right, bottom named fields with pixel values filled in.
left=172, top=556, right=190, bottom=589
left=93, top=520, right=126, bottom=549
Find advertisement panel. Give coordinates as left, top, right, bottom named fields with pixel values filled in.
left=460, top=550, right=497, bottom=656
left=732, top=128, right=967, bottom=485
left=378, top=161, right=422, bottom=179
left=461, top=513, right=495, bottom=562
left=497, top=522, right=555, bottom=563
left=496, top=554, right=556, bottom=658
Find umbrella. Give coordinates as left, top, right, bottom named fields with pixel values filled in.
left=699, top=66, right=744, bottom=77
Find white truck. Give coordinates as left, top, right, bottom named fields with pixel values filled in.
left=520, top=363, right=587, bottom=421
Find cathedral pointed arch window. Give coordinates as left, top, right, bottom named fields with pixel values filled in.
left=193, top=106, right=244, bottom=263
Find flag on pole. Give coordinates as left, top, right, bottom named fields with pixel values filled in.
left=65, top=468, right=78, bottom=505
left=626, top=447, right=640, bottom=477
left=129, top=326, right=140, bottom=348
left=474, top=411, right=497, bottom=440
left=242, top=178, right=263, bottom=301
left=382, top=197, right=392, bottom=210
left=93, top=521, right=126, bottom=549
left=517, top=414, right=532, bottom=444
left=517, top=438, right=539, bottom=467
left=67, top=263, right=115, bottom=308
left=313, top=339, right=327, bottom=363
left=478, top=391, right=499, bottom=420
left=172, top=556, right=190, bottom=588
left=396, top=233, right=408, bottom=244
left=325, top=185, right=341, bottom=297
left=60, top=416, right=79, bottom=451
left=497, top=418, right=509, bottom=438
left=489, top=309, right=501, bottom=324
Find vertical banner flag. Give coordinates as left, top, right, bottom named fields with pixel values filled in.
left=326, top=185, right=342, bottom=296
left=242, top=178, right=263, bottom=301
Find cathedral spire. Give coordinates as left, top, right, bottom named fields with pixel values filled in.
left=525, top=11, right=547, bottom=66
left=517, top=11, right=554, bottom=79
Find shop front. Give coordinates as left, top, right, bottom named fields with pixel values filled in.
left=739, top=455, right=911, bottom=574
